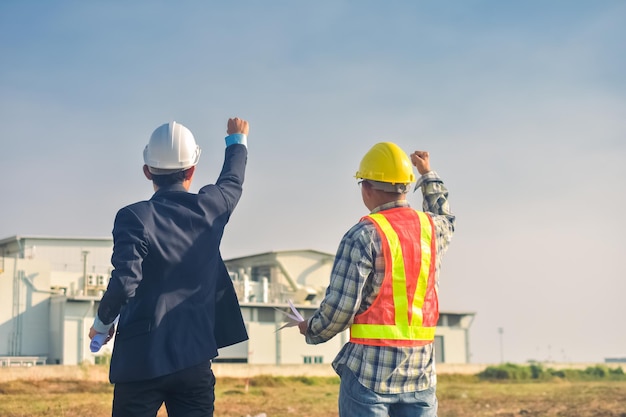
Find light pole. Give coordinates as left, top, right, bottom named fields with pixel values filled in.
left=82, top=250, right=89, bottom=295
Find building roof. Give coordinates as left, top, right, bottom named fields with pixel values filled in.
left=224, top=249, right=335, bottom=262
left=0, top=235, right=112, bottom=246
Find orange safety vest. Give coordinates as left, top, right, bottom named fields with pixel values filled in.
left=350, top=207, right=438, bottom=347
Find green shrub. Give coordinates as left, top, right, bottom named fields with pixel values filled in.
left=94, top=355, right=111, bottom=365
left=529, top=363, right=545, bottom=379
left=248, top=375, right=287, bottom=387
left=547, top=368, right=566, bottom=379
left=478, top=364, right=626, bottom=381
left=478, top=363, right=531, bottom=380
left=585, top=365, right=607, bottom=378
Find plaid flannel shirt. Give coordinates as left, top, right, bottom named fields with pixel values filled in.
left=305, top=171, right=455, bottom=393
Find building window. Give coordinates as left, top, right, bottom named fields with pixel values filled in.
left=257, top=308, right=275, bottom=323
left=303, top=356, right=323, bottom=364
left=447, top=315, right=461, bottom=327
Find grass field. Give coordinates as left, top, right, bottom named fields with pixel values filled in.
left=1, top=374, right=625, bottom=417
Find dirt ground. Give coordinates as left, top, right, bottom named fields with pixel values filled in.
left=1, top=376, right=625, bottom=417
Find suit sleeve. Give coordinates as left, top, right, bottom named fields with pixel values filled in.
left=198, top=144, right=247, bottom=214
left=97, top=207, right=149, bottom=325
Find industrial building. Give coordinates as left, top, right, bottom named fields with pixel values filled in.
left=0, top=235, right=475, bottom=367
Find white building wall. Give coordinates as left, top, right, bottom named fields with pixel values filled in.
left=20, top=237, right=112, bottom=277
left=247, top=322, right=277, bottom=364
left=278, top=325, right=347, bottom=366
left=63, top=300, right=102, bottom=365
left=1, top=237, right=114, bottom=298
left=0, top=257, right=51, bottom=357
left=0, top=258, right=14, bottom=355
left=437, top=327, right=470, bottom=363
left=31, top=240, right=111, bottom=298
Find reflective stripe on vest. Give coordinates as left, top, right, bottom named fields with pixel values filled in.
left=350, top=209, right=437, bottom=346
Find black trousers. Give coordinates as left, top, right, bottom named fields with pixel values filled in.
left=112, top=361, right=215, bottom=417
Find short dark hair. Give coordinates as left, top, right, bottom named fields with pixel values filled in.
left=151, top=169, right=189, bottom=187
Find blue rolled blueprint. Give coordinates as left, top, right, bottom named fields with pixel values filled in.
left=90, top=333, right=108, bottom=353
left=90, top=316, right=119, bottom=353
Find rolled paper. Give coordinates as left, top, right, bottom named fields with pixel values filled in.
left=90, top=333, right=108, bottom=353
left=90, top=315, right=119, bottom=353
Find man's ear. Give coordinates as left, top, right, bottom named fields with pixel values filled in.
left=184, top=166, right=196, bottom=180
left=143, top=165, right=153, bottom=181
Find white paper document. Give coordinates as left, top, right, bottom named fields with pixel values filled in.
left=273, top=299, right=305, bottom=331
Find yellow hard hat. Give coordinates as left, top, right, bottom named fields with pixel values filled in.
left=355, top=142, right=415, bottom=184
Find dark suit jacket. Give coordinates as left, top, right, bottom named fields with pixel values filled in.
left=97, top=144, right=249, bottom=384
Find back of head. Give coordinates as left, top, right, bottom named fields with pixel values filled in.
left=143, top=121, right=201, bottom=175
left=355, top=142, right=415, bottom=193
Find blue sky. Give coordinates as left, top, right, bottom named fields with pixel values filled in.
left=1, top=1, right=625, bottom=364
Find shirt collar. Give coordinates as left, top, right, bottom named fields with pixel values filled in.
left=370, top=199, right=410, bottom=214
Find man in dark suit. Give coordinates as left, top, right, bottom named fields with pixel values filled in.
left=89, top=117, right=250, bottom=417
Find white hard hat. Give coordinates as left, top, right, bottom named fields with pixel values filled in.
left=143, top=121, right=201, bottom=174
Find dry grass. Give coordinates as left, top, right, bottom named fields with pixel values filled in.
left=0, top=375, right=625, bottom=417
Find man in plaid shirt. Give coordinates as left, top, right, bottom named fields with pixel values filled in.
left=299, top=143, right=455, bottom=417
